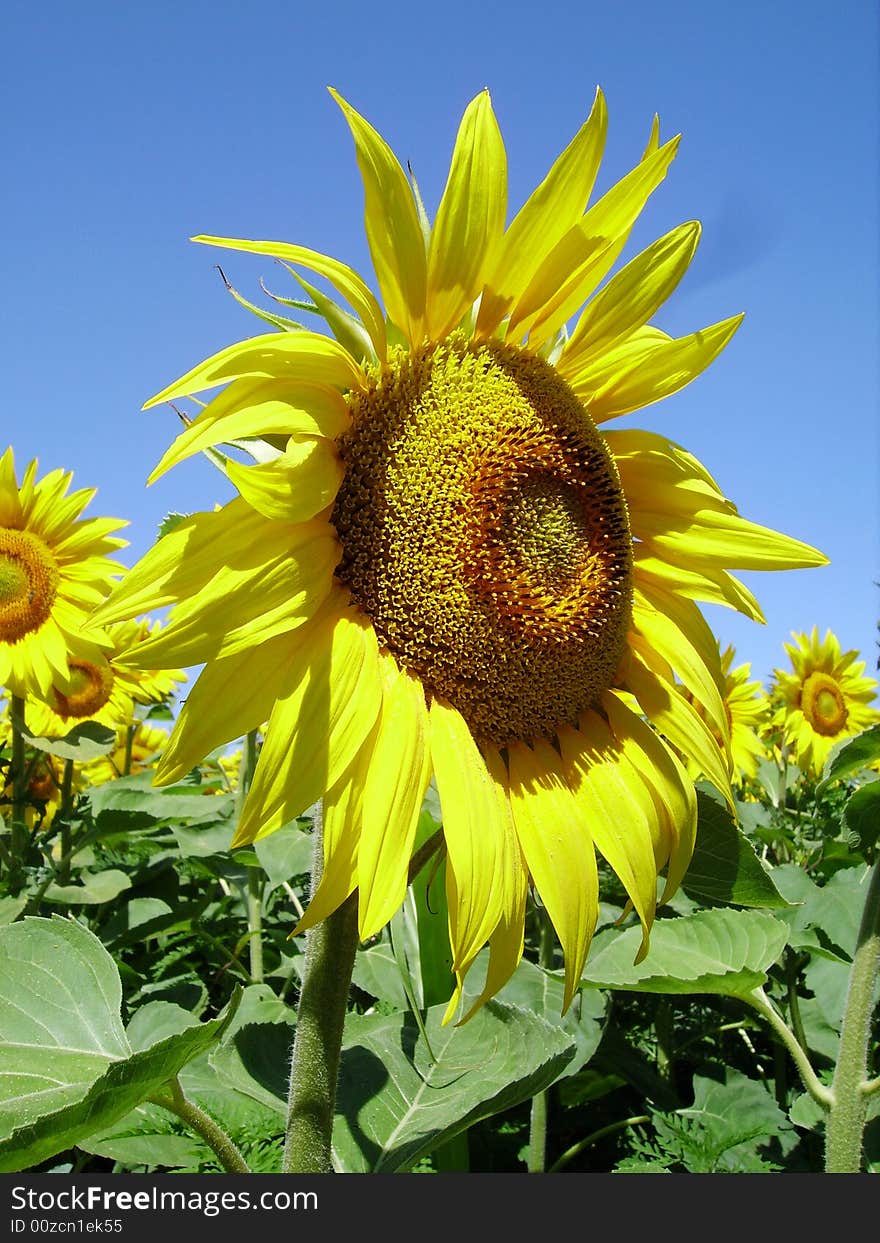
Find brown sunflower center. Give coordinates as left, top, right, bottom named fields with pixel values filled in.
left=332, top=336, right=633, bottom=744
left=0, top=528, right=60, bottom=643
left=801, top=671, right=848, bottom=736
left=54, top=658, right=115, bottom=719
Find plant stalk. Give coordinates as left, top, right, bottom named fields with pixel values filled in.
left=527, top=907, right=557, bottom=1173
left=9, top=695, right=30, bottom=861
left=154, top=1078, right=250, bottom=1173
left=56, top=758, right=75, bottom=885
left=236, top=731, right=262, bottom=984
left=283, top=805, right=359, bottom=1173
left=824, top=859, right=880, bottom=1173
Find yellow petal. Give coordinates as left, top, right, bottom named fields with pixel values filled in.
left=563, top=221, right=701, bottom=369
left=450, top=746, right=528, bottom=1024
left=233, top=603, right=382, bottom=846
left=507, top=738, right=598, bottom=1013
left=109, top=520, right=340, bottom=667
left=626, top=638, right=733, bottom=804
left=633, top=546, right=765, bottom=623
left=634, top=505, right=830, bottom=571
left=426, top=90, right=507, bottom=340
left=292, top=732, right=377, bottom=935
left=329, top=88, right=427, bottom=346
left=477, top=87, right=607, bottom=335
left=632, top=587, right=729, bottom=747
left=143, top=330, right=366, bottom=411
left=155, top=628, right=303, bottom=784
left=225, top=436, right=344, bottom=523
left=357, top=656, right=432, bottom=939
left=570, top=315, right=744, bottom=423
left=0, top=449, right=24, bottom=526
left=603, top=690, right=697, bottom=904
left=510, top=136, right=680, bottom=347
left=91, top=498, right=266, bottom=625
left=148, top=378, right=349, bottom=484
left=429, top=697, right=506, bottom=972
left=192, top=234, right=387, bottom=360
left=558, top=712, right=657, bottom=961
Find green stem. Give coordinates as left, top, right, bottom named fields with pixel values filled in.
left=236, top=732, right=262, bottom=984
left=283, top=806, right=359, bottom=1174
left=742, top=987, right=832, bottom=1110
left=824, top=858, right=880, bottom=1173
left=56, top=759, right=75, bottom=886
left=122, top=723, right=136, bottom=777
left=547, top=1115, right=651, bottom=1174
left=153, top=1078, right=250, bottom=1173
left=247, top=869, right=264, bottom=984
left=527, top=908, right=556, bottom=1174
left=9, top=695, right=29, bottom=861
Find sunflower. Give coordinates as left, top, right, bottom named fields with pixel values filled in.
left=678, top=643, right=770, bottom=784
left=25, top=618, right=186, bottom=738
left=0, top=449, right=127, bottom=700
left=770, top=627, right=879, bottom=776
left=91, top=88, right=827, bottom=1017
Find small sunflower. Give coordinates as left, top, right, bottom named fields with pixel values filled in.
left=679, top=644, right=770, bottom=783
left=93, top=89, right=827, bottom=1016
left=25, top=618, right=186, bottom=738
left=771, top=627, right=880, bottom=775
left=0, top=449, right=127, bottom=700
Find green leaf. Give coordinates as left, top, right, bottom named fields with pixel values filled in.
left=89, top=771, right=234, bottom=829
left=682, top=787, right=792, bottom=908
left=22, top=721, right=117, bottom=761
left=157, top=512, right=190, bottom=540
left=41, top=869, right=132, bottom=905
left=0, top=916, right=239, bottom=1172
left=332, top=1001, right=576, bottom=1172
left=77, top=1103, right=209, bottom=1169
left=253, top=822, right=313, bottom=885
left=351, top=942, right=410, bottom=1010
left=844, top=783, right=880, bottom=850
left=817, top=725, right=880, bottom=792
left=209, top=1022, right=294, bottom=1117
left=0, top=896, right=27, bottom=925
left=580, top=907, right=788, bottom=996
left=489, top=957, right=607, bottom=1079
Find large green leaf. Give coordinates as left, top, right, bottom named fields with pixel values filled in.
left=0, top=916, right=238, bottom=1172
left=580, top=907, right=788, bottom=996
left=88, top=771, right=234, bottom=832
left=489, top=957, right=607, bottom=1079
left=332, top=1001, right=576, bottom=1172
left=22, top=721, right=116, bottom=761
left=844, top=783, right=880, bottom=851
left=41, top=869, right=131, bottom=905
left=816, top=725, right=880, bottom=792
left=682, top=787, right=791, bottom=908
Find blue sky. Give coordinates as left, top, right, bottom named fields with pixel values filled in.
left=2, top=0, right=877, bottom=693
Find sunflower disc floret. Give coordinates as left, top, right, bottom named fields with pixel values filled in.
left=334, top=336, right=632, bottom=743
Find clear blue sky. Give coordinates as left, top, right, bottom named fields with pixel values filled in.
left=2, top=0, right=877, bottom=692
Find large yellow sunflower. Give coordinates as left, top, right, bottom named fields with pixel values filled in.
left=679, top=643, right=771, bottom=783
left=771, top=627, right=879, bottom=775
left=0, top=449, right=127, bottom=699
left=91, top=88, right=827, bottom=1017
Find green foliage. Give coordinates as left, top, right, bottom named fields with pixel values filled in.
left=1, top=708, right=878, bottom=1175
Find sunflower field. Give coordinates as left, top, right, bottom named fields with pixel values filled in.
left=1, top=89, right=879, bottom=1179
